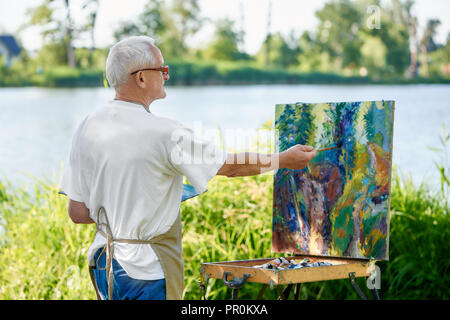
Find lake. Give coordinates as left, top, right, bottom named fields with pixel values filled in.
left=0, top=84, right=449, bottom=189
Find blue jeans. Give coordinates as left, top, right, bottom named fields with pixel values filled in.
left=93, top=247, right=166, bottom=300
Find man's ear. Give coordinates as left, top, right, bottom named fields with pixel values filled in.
left=134, top=72, right=146, bottom=88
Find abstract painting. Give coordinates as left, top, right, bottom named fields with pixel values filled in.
left=272, top=101, right=394, bottom=260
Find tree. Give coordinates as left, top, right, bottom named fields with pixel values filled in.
left=360, top=34, right=387, bottom=78
left=361, top=0, right=411, bottom=76
left=427, top=32, right=450, bottom=77
left=399, top=0, right=419, bottom=78
left=113, top=0, right=203, bottom=59
left=296, top=31, right=333, bottom=72
left=256, top=32, right=299, bottom=68
left=202, top=18, right=247, bottom=61
left=314, top=0, right=364, bottom=70
left=113, top=0, right=178, bottom=57
left=23, top=0, right=77, bottom=67
left=420, top=19, right=441, bottom=77
left=81, top=0, right=100, bottom=66
left=264, top=0, right=273, bottom=66
left=171, top=0, right=202, bottom=46
left=113, top=0, right=166, bottom=41
left=62, top=0, right=76, bottom=67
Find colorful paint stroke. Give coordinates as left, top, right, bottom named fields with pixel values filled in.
left=272, top=101, right=395, bottom=260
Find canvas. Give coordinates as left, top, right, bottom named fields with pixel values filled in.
left=272, top=101, right=395, bottom=260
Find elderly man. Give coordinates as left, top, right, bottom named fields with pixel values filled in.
left=60, top=36, right=317, bottom=300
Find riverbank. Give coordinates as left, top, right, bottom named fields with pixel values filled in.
left=0, top=167, right=448, bottom=299
left=1, top=60, right=449, bottom=88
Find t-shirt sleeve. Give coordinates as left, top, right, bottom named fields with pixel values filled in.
left=60, top=126, right=88, bottom=204
left=163, top=124, right=227, bottom=194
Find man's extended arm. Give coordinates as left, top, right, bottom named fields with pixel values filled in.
left=217, top=144, right=317, bottom=177
left=67, top=144, right=316, bottom=224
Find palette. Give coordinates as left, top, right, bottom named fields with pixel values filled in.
left=201, top=254, right=375, bottom=286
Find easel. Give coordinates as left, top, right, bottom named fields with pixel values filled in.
left=199, top=254, right=381, bottom=300
left=198, top=100, right=393, bottom=301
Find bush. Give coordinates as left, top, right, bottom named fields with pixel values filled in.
left=42, top=67, right=104, bottom=87
left=165, top=60, right=372, bottom=86
left=1, top=58, right=448, bottom=87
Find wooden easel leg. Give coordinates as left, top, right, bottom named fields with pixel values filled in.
left=349, top=272, right=368, bottom=300
left=256, top=284, right=268, bottom=300
left=276, top=286, right=285, bottom=300
left=277, top=284, right=293, bottom=300
left=294, top=283, right=301, bottom=300
left=370, top=288, right=381, bottom=300
left=231, top=288, right=239, bottom=300
left=197, top=279, right=208, bottom=300
left=283, top=284, right=293, bottom=299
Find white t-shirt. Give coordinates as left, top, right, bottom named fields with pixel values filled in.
left=60, top=99, right=227, bottom=280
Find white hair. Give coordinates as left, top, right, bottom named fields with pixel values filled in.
left=105, top=36, right=156, bottom=88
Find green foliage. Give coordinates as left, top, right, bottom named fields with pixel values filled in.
left=427, top=125, right=450, bottom=207
left=256, top=33, right=299, bottom=68
left=42, top=67, right=104, bottom=87
left=360, top=35, right=387, bottom=78
left=0, top=55, right=35, bottom=87
left=0, top=153, right=448, bottom=299
left=315, top=0, right=363, bottom=69
left=421, top=19, right=441, bottom=52
left=164, top=60, right=370, bottom=86
left=74, top=47, right=108, bottom=70
left=428, top=33, right=450, bottom=78
left=382, top=170, right=449, bottom=299
left=24, top=0, right=77, bottom=67
left=36, top=42, right=68, bottom=67
left=113, top=0, right=203, bottom=59
left=296, top=31, right=335, bottom=73
left=113, top=1, right=166, bottom=42
left=201, top=18, right=247, bottom=62
left=0, top=177, right=95, bottom=299
left=2, top=0, right=450, bottom=86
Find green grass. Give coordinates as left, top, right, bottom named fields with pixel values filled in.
left=0, top=167, right=448, bottom=300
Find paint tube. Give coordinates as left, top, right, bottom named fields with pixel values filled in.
left=253, top=258, right=333, bottom=270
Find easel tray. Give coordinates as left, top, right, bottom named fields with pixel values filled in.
left=200, top=254, right=376, bottom=286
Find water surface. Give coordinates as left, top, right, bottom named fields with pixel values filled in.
left=0, top=84, right=449, bottom=188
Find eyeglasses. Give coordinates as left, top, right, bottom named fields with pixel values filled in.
left=130, top=65, right=169, bottom=75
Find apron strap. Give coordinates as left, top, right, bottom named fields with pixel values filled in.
left=94, top=206, right=158, bottom=300
left=88, top=266, right=102, bottom=300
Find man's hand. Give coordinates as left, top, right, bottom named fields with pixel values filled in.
left=279, top=144, right=318, bottom=170
left=68, top=199, right=94, bottom=224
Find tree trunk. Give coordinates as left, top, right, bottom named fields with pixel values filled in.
left=64, top=0, right=76, bottom=68
left=265, top=0, right=272, bottom=66
left=407, top=17, right=418, bottom=78
left=89, top=11, right=97, bottom=67
left=420, top=43, right=429, bottom=78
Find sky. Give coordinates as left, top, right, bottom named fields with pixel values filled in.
left=0, top=0, right=449, bottom=54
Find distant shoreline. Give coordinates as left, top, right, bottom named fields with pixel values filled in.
left=1, top=61, right=449, bottom=88
left=1, top=78, right=449, bottom=88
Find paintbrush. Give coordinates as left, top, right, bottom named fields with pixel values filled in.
left=317, top=146, right=337, bottom=152
left=316, top=141, right=343, bottom=152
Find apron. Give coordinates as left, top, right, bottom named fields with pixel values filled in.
left=88, top=206, right=184, bottom=300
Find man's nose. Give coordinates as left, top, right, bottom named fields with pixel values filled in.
left=163, top=74, right=170, bottom=81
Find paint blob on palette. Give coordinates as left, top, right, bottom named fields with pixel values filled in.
left=272, top=101, right=395, bottom=260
